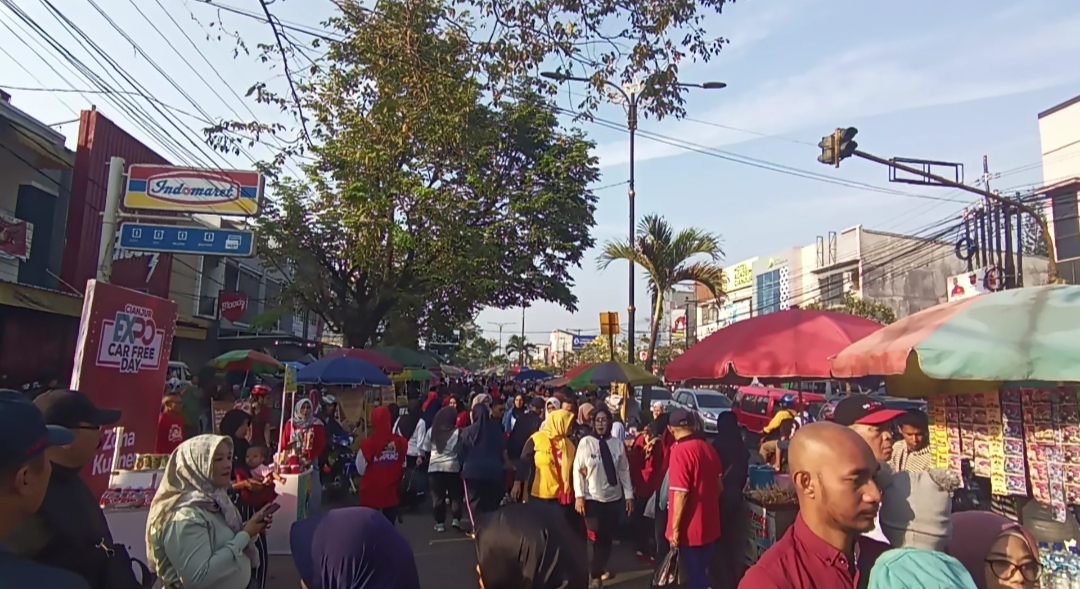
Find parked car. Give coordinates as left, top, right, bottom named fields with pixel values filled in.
left=671, top=388, right=732, bottom=434
left=732, top=386, right=826, bottom=434
left=633, top=386, right=675, bottom=411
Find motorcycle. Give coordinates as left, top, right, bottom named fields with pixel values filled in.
left=321, top=433, right=359, bottom=497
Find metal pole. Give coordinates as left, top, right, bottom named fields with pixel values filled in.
left=627, top=94, right=637, bottom=365
left=96, top=157, right=126, bottom=283
left=520, top=306, right=526, bottom=365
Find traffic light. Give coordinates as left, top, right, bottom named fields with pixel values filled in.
left=817, top=133, right=836, bottom=166
left=837, top=127, right=858, bottom=162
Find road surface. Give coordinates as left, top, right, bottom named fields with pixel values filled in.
left=265, top=507, right=656, bottom=589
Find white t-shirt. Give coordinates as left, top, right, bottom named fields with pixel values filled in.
left=864, top=514, right=889, bottom=544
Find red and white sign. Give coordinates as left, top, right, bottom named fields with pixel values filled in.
left=946, top=265, right=1003, bottom=302
left=0, top=213, right=32, bottom=261
left=70, top=280, right=177, bottom=498
left=124, top=164, right=263, bottom=216
left=219, top=292, right=249, bottom=323
left=639, top=349, right=649, bottom=362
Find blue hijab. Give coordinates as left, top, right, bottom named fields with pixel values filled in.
left=290, top=507, right=420, bottom=589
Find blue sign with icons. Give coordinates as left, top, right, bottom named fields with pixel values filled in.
left=571, top=334, right=597, bottom=350
left=118, top=222, right=255, bottom=257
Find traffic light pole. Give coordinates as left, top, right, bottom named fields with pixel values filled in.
left=851, top=149, right=1058, bottom=283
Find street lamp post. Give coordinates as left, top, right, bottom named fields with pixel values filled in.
left=541, top=72, right=726, bottom=364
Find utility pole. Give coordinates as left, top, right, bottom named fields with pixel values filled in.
left=520, top=305, right=527, bottom=365
left=488, top=322, right=512, bottom=359
left=816, top=128, right=1059, bottom=283
left=96, top=157, right=126, bottom=283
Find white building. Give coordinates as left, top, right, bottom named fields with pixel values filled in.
left=1037, top=94, right=1080, bottom=284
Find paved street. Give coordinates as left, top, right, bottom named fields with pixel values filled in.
left=265, top=507, right=656, bottom=589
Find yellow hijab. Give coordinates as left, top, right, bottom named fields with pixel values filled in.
left=528, top=408, right=576, bottom=500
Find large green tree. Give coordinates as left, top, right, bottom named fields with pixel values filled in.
left=803, top=292, right=896, bottom=325
left=504, top=334, right=537, bottom=366
left=597, top=214, right=726, bottom=396
left=218, top=0, right=599, bottom=346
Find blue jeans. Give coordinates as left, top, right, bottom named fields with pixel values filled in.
left=680, top=541, right=717, bottom=589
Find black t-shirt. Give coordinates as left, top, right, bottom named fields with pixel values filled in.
left=0, top=542, right=90, bottom=589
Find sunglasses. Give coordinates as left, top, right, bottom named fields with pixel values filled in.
left=985, top=558, right=1041, bottom=583
left=70, top=424, right=102, bottom=431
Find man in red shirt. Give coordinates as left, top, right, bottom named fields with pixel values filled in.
left=739, top=422, right=888, bottom=589
left=156, top=394, right=186, bottom=454
left=666, top=409, right=722, bottom=589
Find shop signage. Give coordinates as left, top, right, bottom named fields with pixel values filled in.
left=946, top=266, right=1003, bottom=302
left=124, top=164, right=264, bottom=216
left=70, top=280, right=177, bottom=499
left=727, top=259, right=756, bottom=290
left=219, top=292, right=249, bottom=322
left=118, top=222, right=255, bottom=257
left=571, top=334, right=597, bottom=349
left=0, top=213, right=32, bottom=261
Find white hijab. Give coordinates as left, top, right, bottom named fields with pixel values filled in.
left=145, top=434, right=259, bottom=571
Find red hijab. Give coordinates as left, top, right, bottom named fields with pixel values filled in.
left=361, top=406, right=394, bottom=463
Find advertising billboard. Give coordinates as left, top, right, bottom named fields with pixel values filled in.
left=571, top=334, right=597, bottom=350
left=124, top=164, right=264, bottom=216
left=70, top=280, right=178, bottom=498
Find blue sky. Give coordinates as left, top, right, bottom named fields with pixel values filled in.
left=2, top=0, right=1079, bottom=344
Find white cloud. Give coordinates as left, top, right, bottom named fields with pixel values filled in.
left=593, top=9, right=1080, bottom=168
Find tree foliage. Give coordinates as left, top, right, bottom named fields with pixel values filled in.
left=504, top=334, right=537, bottom=365
left=220, top=0, right=599, bottom=346
left=450, top=323, right=501, bottom=367
left=597, top=214, right=725, bottom=387
left=803, top=292, right=896, bottom=325
left=1022, top=201, right=1050, bottom=258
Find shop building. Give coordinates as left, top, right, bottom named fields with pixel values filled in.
left=1037, top=93, right=1080, bottom=284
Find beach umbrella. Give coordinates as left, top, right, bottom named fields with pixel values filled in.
left=514, top=369, right=552, bottom=382
left=296, top=356, right=392, bottom=386
left=567, top=361, right=660, bottom=389
left=831, top=285, right=1080, bottom=397
left=391, top=368, right=436, bottom=383
left=324, top=348, right=404, bottom=373
left=210, top=349, right=283, bottom=374
left=665, top=308, right=882, bottom=384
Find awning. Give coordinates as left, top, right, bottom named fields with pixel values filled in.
left=0, top=281, right=207, bottom=340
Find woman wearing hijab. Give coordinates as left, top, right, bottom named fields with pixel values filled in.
left=280, top=398, right=326, bottom=465
left=572, top=407, right=633, bottom=586
left=219, top=409, right=271, bottom=587
left=424, top=406, right=465, bottom=532
left=948, top=512, right=1041, bottom=589
left=146, top=435, right=274, bottom=589
left=421, top=388, right=442, bottom=426
left=514, top=409, right=578, bottom=529
left=503, top=394, right=528, bottom=432
left=356, top=406, right=408, bottom=523
left=710, top=411, right=750, bottom=589
left=569, top=403, right=596, bottom=446
left=461, top=402, right=507, bottom=526
left=476, top=502, right=588, bottom=589
left=868, top=548, right=976, bottom=589
left=394, top=399, right=428, bottom=512
left=290, top=506, right=421, bottom=589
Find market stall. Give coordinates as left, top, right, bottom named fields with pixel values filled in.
left=831, top=284, right=1080, bottom=585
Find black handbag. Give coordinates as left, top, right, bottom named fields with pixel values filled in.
left=103, top=542, right=156, bottom=589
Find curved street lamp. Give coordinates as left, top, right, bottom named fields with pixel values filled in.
left=541, top=71, right=727, bottom=365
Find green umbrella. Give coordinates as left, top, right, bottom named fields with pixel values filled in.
left=373, top=346, right=440, bottom=369
left=832, top=284, right=1080, bottom=397
left=391, top=368, right=435, bottom=382
left=209, top=349, right=283, bottom=374
left=567, top=360, right=661, bottom=389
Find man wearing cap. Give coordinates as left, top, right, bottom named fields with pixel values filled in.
left=829, top=394, right=906, bottom=545
left=7, top=390, right=126, bottom=589
left=665, top=409, right=723, bottom=589
left=0, top=390, right=89, bottom=588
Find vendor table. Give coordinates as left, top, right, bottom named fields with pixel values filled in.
left=266, top=468, right=316, bottom=555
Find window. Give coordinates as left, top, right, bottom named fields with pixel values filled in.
left=755, top=269, right=781, bottom=315
left=819, top=273, right=844, bottom=306
left=696, top=395, right=732, bottom=409
left=740, top=394, right=764, bottom=414
left=1051, top=190, right=1080, bottom=261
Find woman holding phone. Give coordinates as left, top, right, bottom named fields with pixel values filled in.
left=146, top=435, right=276, bottom=589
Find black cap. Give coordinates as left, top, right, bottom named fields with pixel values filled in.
left=831, top=394, right=906, bottom=427
left=34, top=389, right=121, bottom=429
left=0, top=390, right=73, bottom=469
left=669, top=408, right=695, bottom=428
left=529, top=397, right=546, bottom=410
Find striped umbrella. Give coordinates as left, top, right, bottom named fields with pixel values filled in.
left=831, top=285, right=1080, bottom=397
left=373, top=346, right=440, bottom=369
left=210, top=349, right=283, bottom=374
left=567, top=361, right=660, bottom=389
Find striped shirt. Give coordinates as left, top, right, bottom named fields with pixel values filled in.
left=889, top=440, right=932, bottom=472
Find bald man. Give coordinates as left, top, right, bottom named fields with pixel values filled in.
left=739, top=422, right=889, bottom=589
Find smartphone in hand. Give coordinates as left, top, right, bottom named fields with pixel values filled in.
left=261, top=503, right=281, bottom=519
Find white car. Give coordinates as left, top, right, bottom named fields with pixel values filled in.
left=671, top=388, right=733, bottom=434
left=633, top=386, right=675, bottom=412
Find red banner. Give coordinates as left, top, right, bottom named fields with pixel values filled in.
left=70, top=280, right=177, bottom=498
left=219, top=291, right=248, bottom=323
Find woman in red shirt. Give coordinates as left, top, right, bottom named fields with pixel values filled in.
left=281, top=398, right=326, bottom=465
left=156, top=394, right=186, bottom=454
left=356, top=405, right=408, bottom=523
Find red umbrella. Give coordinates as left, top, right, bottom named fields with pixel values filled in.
left=664, top=309, right=883, bottom=384
left=324, top=348, right=404, bottom=374
left=562, top=363, right=596, bottom=379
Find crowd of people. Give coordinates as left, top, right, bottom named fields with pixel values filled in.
left=0, top=378, right=1052, bottom=589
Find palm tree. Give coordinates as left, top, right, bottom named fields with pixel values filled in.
left=504, top=334, right=536, bottom=366
left=597, top=214, right=726, bottom=401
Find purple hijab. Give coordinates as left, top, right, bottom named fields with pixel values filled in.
left=290, top=507, right=420, bottom=589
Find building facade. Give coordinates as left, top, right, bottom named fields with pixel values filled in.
left=1037, top=94, right=1080, bottom=284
